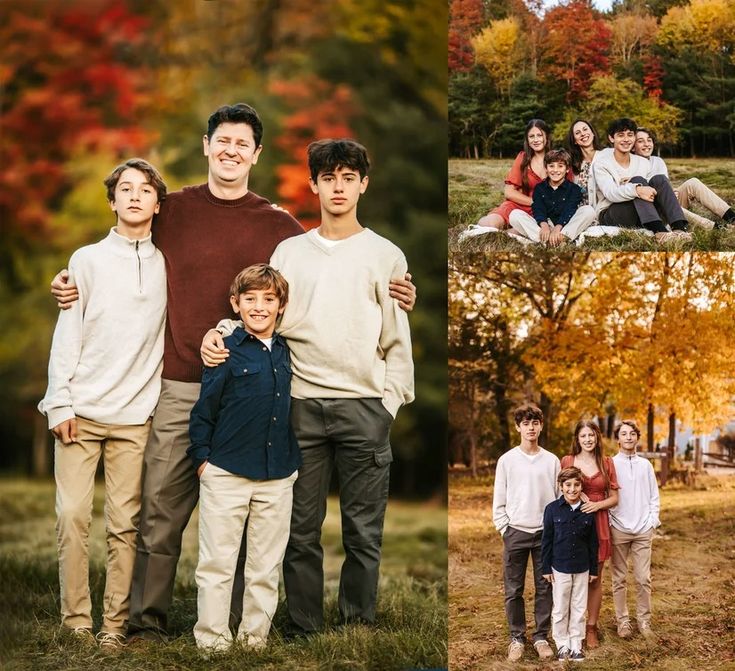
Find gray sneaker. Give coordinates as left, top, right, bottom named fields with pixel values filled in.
left=507, top=638, right=525, bottom=662
left=96, top=631, right=126, bottom=652
left=568, top=649, right=585, bottom=662
left=639, top=622, right=656, bottom=639
left=557, top=645, right=571, bottom=661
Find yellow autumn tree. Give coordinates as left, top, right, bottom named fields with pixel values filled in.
left=472, top=17, right=521, bottom=100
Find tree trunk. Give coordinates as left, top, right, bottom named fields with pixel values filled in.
left=695, top=435, right=703, bottom=472
left=646, top=403, right=654, bottom=453
left=32, top=413, right=51, bottom=477
left=539, top=392, right=551, bottom=449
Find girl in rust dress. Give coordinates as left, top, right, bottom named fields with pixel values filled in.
left=561, top=420, right=619, bottom=649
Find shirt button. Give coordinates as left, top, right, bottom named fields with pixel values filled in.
left=243, top=368, right=247, bottom=373
left=262, top=346, right=267, bottom=351
left=272, top=417, right=277, bottom=422
left=276, top=393, right=280, bottom=397
left=273, top=368, right=277, bottom=373
left=268, top=442, right=272, bottom=446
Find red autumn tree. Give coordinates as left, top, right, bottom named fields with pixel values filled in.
left=449, top=0, right=485, bottom=73
left=541, top=0, right=612, bottom=103
left=0, top=1, right=156, bottom=245
left=269, top=77, right=356, bottom=230
left=643, top=54, right=665, bottom=101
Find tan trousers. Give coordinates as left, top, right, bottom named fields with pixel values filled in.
left=677, top=178, right=729, bottom=229
left=550, top=569, right=589, bottom=652
left=194, top=463, right=297, bottom=651
left=509, top=205, right=596, bottom=243
left=610, top=526, right=653, bottom=626
left=54, top=416, right=149, bottom=634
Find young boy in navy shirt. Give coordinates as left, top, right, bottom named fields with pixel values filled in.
left=187, top=263, right=301, bottom=652
left=509, top=149, right=595, bottom=246
left=542, top=466, right=599, bottom=662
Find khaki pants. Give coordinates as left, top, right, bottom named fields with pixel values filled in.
left=550, top=569, right=589, bottom=652
left=509, top=205, right=596, bottom=243
left=610, top=526, right=653, bottom=626
left=55, top=416, right=150, bottom=634
left=677, top=178, right=729, bottom=229
left=194, top=464, right=297, bottom=650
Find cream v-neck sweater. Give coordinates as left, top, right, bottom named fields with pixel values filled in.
left=269, top=227, right=414, bottom=417
left=38, top=228, right=166, bottom=428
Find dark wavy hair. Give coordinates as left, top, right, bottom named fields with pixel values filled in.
left=520, top=119, right=551, bottom=194
left=565, top=118, right=603, bottom=175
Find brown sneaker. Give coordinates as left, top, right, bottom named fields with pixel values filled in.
left=507, top=639, right=525, bottom=662
left=585, top=624, right=599, bottom=649
left=617, top=620, right=634, bottom=639
left=533, top=639, right=554, bottom=660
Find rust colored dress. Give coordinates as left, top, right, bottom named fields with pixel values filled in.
left=561, top=455, right=619, bottom=563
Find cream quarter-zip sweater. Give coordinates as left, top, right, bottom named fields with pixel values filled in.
left=591, top=148, right=654, bottom=215
left=270, top=227, right=414, bottom=418
left=38, top=228, right=166, bottom=428
left=609, top=452, right=661, bottom=534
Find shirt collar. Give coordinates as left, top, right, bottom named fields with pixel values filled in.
left=232, top=326, right=284, bottom=347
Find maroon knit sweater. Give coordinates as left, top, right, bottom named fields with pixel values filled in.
left=152, top=184, right=304, bottom=382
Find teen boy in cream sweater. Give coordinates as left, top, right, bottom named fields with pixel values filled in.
left=38, top=159, right=167, bottom=650
left=202, top=139, right=414, bottom=636
left=493, top=403, right=560, bottom=663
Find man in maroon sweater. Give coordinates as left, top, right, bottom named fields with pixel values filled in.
left=51, top=103, right=416, bottom=643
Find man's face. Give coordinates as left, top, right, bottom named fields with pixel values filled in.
left=546, top=161, right=567, bottom=185
left=561, top=478, right=582, bottom=504
left=230, top=287, right=284, bottom=339
left=203, top=122, right=262, bottom=190
left=617, top=424, right=638, bottom=452
left=109, top=167, right=160, bottom=227
left=609, top=129, right=636, bottom=155
left=634, top=131, right=654, bottom=158
left=516, top=418, right=542, bottom=442
left=309, top=166, right=368, bottom=216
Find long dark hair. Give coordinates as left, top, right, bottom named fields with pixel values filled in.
left=520, top=118, right=551, bottom=194
left=570, top=419, right=609, bottom=490
left=566, top=118, right=603, bottom=175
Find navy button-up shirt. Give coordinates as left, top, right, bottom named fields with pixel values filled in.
left=541, top=496, right=598, bottom=576
left=188, top=327, right=301, bottom=480
left=532, top=178, right=583, bottom=228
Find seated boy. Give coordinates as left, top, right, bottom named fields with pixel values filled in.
left=493, top=403, right=560, bottom=663
left=187, top=263, right=301, bottom=652
left=37, top=158, right=167, bottom=649
left=592, top=117, right=691, bottom=243
left=508, top=148, right=595, bottom=246
left=633, top=127, right=735, bottom=230
left=542, top=467, right=599, bottom=662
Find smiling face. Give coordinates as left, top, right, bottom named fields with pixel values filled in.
left=109, top=167, right=160, bottom=230
left=546, top=160, right=567, bottom=186
left=572, top=121, right=594, bottom=149
left=561, top=477, right=583, bottom=505
left=310, top=166, right=368, bottom=217
left=617, top=423, right=639, bottom=454
left=577, top=426, right=597, bottom=454
left=527, top=127, right=547, bottom=154
left=609, top=129, right=636, bottom=155
left=203, top=122, right=262, bottom=195
left=230, top=287, right=284, bottom=339
left=634, top=131, right=654, bottom=158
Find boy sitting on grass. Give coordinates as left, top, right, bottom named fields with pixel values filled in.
left=542, top=466, right=599, bottom=662
left=38, top=158, right=167, bottom=651
left=508, top=149, right=595, bottom=247
left=187, top=264, right=301, bottom=652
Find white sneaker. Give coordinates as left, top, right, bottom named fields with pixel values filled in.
left=458, top=224, right=500, bottom=243
left=505, top=230, right=534, bottom=246
left=96, top=631, right=126, bottom=652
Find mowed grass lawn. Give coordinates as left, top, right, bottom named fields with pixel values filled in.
left=0, top=478, right=447, bottom=671
left=448, top=158, right=735, bottom=252
left=448, top=471, right=735, bottom=671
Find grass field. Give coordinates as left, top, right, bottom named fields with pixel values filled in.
left=448, top=158, right=735, bottom=252
left=448, top=470, right=735, bottom=671
left=0, top=478, right=447, bottom=671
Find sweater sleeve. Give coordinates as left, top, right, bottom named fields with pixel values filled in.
left=380, top=253, right=415, bottom=418
left=593, top=161, right=639, bottom=204
left=541, top=504, right=554, bottom=574
left=492, top=456, right=510, bottom=535
left=187, top=361, right=230, bottom=471
left=558, top=182, right=583, bottom=228
left=531, top=186, right=548, bottom=224
left=38, top=254, right=87, bottom=429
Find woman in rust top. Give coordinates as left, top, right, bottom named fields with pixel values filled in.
left=561, top=420, right=619, bottom=649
